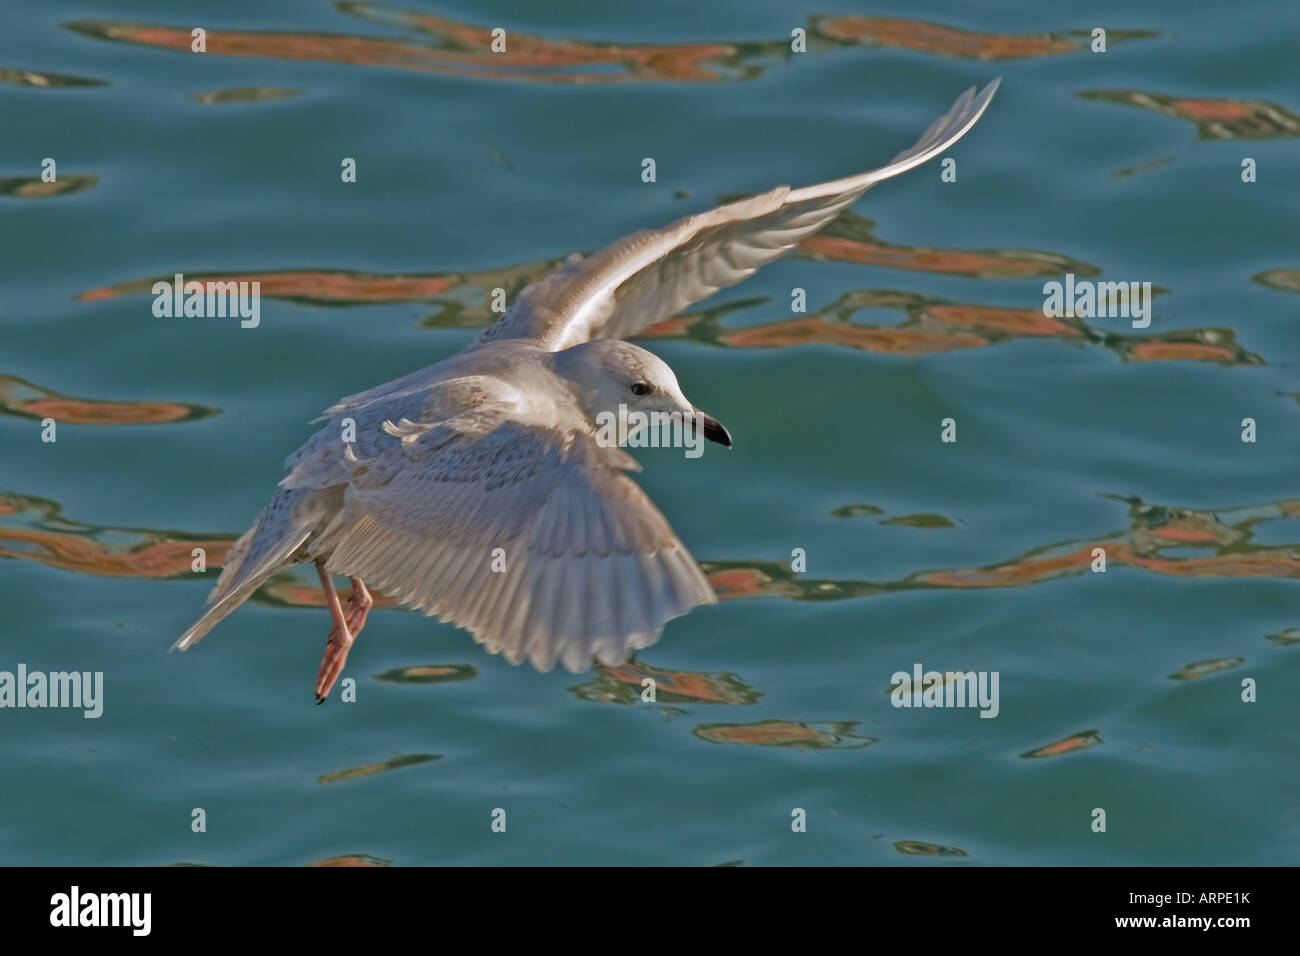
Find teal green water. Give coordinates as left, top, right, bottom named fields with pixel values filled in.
left=2, top=0, right=1298, bottom=865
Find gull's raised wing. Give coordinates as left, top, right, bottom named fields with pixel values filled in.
left=481, top=79, right=999, bottom=350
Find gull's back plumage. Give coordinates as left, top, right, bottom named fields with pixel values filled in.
left=175, top=81, right=999, bottom=673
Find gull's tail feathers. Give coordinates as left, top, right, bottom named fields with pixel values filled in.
left=172, top=487, right=328, bottom=651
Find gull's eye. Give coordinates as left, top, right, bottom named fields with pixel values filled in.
left=630, top=382, right=653, bottom=397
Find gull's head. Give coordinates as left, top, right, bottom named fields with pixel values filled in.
left=552, top=339, right=731, bottom=448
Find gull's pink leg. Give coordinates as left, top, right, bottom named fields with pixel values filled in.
left=344, top=578, right=373, bottom=637
left=315, top=562, right=354, bottom=704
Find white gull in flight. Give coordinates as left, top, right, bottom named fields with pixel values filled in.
left=174, top=80, right=1000, bottom=701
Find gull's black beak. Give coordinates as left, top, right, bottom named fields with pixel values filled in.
left=696, top=410, right=732, bottom=448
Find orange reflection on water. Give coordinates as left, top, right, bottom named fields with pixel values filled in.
left=8, top=493, right=1298, bottom=607
left=63, top=8, right=1159, bottom=82
left=700, top=496, right=1300, bottom=604
left=642, top=289, right=1259, bottom=366
left=317, top=753, right=439, bottom=784
left=340, top=2, right=751, bottom=82
left=1081, top=90, right=1300, bottom=139
left=694, top=719, right=876, bottom=748
left=758, top=210, right=1101, bottom=279
left=920, top=540, right=1300, bottom=589
left=724, top=317, right=987, bottom=355
left=0, top=492, right=232, bottom=579
left=79, top=261, right=557, bottom=329
left=1168, top=658, right=1243, bottom=681
left=1021, top=730, right=1103, bottom=758
left=0, top=373, right=215, bottom=425
left=799, top=233, right=1094, bottom=279
left=893, top=840, right=968, bottom=856
left=812, top=16, right=1154, bottom=59
left=83, top=271, right=455, bottom=306
left=66, top=12, right=763, bottom=85
left=571, top=661, right=760, bottom=705
left=1126, top=341, right=1243, bottom=363
left=916, top=497, right=1300, bottom=589
left=375, top=663, right=477, bottom=684
left=0, top=174, right=96, bottom=198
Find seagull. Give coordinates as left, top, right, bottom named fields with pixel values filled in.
left=174, top=80, right=999, bottom=701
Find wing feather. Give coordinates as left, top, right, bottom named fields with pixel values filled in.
left=323, top=420, right=715, bottom=672
left=480, top=80, right=999, bottom=350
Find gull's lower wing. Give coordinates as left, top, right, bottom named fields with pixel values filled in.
left=321, top=420, right=717, bottom=673
left=482, top=79, right=1000, bottom=350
